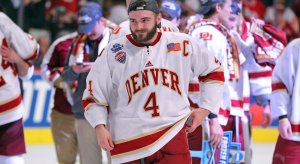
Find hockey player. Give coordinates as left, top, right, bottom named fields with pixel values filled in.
left=186, top=0, right=250, bottom=163
left=82, top=0, right=224, bottom=163
left=271, top=38, right=300, bottom=164
left=109, top=0, right=180, bottom=41
left=0, top=12, right=39, bottom=164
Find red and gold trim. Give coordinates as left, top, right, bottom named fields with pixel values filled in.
left=188, top=83, right=200, bottom=92
left=0, top=95, right=22, bottom=113
left=291, top=124, right=300, bottom=133
left=82, top=98, right=108, bottom=111
left=198, top=68, right=224, bottom=83
left=111, top=126, right=172, bottom=156
left=249, top=70, right=272, bottom=79
left=110, top=114, right=190, bottom=160
left=272, top=82, right=287, bottom=92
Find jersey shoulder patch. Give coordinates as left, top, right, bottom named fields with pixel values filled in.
left=112, top=26, right=122, bottom=34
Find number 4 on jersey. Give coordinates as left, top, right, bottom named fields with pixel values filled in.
left=144, top=92, right=160, bottom=117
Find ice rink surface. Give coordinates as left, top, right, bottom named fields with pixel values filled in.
left=24, top=142, right=276, bottom=164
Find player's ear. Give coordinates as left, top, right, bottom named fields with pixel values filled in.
left=216, top=3, right=222, bottom=13
left=156, top=13, right=162, bottom=28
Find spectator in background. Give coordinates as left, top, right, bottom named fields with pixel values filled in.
left=264, top=0, right=299, bottom=42
left=33, top=35, right=49, bottom=67
left=292, top=0, right=300, bottom=24
left=0, top=11, right=39, bottom=164
left=47, top=5, right=78, bottom=42
left=0, top=0, right=20, bottom=23
left=107, top=0, right=128, bottom=24
left=41, top=32, right=79, bottom=164
left=61, top=2, right=111, bottom=164
left=160, top=0, right=182, bottom=27
left=46, top=0, right=80, bottom=41
left=242, top=0, right=266, bottom=19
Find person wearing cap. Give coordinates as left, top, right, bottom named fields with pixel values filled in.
left=160, top=0, right=182, bottom=27
left=82, top=0, right=225, bottom=163
left=109, top=0, right=180, bottom=41
left=61, top=2, right=111, bottom=164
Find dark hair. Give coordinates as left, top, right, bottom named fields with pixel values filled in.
left=203, top=2, right=224, bottom=18
left=0, top=5, right=4, bottom=12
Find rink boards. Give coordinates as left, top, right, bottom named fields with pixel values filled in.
left=22, top=72, right=278, bottom=144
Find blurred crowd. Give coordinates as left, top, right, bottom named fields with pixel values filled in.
left=1, top=0, right=299, bottom=68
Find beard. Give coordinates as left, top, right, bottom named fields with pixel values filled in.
left=130, top=22, right=157, bottom=43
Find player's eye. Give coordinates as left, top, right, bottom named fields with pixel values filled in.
left=142, top=18, right=150, bottom=23
left=130, top=19, right=137, bottom=24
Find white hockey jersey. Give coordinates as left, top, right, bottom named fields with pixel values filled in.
left=188, top=19, right=244, bottom=125
left=236, top=20, right=273, bottom=97
left=109, top=18, right=180, bottom=41
left=82, top=32, right=224, bottom=163
left=271, top=38, right=300, bottom=142
left=0, top=12, right=38, bottom=125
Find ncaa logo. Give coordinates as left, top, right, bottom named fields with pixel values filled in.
left=115, top=51, right=126, bottom=63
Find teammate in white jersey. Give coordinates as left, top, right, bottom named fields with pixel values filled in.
left=271, top=38, right=300, bottom=164
left=187, top=0, right=252, bottom=163
left=0, top=12, right=38, bottom=164
left=82, top=0, right=224, bottom=163
left=231, top=0, right=286, bottom=129
left=109, top=0, right=180, bottom=41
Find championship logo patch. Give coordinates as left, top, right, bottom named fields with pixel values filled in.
left=167, top=43, right=181, bottom=52
left=111, top=43, right=124, bottom=53
left=115, top=51, right=126, bottom=63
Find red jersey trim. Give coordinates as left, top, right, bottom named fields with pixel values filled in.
left=110, top=126, right=172, bottom=156
left=82, top=98, right=109, bottom=111
left=198, top=71, right=224, bottom=83
left=219, top=108, right=230, bottom=117
left=126, top=32, right=162, bottom=47
left=248, top=71, right=272, bottom=79
left=272, top=82, right=287, bottom=92
left=291, top=124, right=300, bottom=133
left=244, top=97, right=250, bottom=103
left=24, top=47, right=39, bottom=62
left=188, top=83, right=200, bottom=92
left=82, top=98, right=96, bottom=111
left=0, top=95, right=22, bottom=113
left=231, top=99, right=243, bottom=108
left=188, top=97, right=199, bottom=108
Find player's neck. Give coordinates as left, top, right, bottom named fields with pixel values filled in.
left=208, top=15, right=221, bottom=24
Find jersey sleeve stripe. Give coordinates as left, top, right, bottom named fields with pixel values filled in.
left=82, top=98, right=108, bottom=111
left=272, top=82, right=287, bottom=92
left=291, top=124, right=300, bottom=133
left=198, top=70, right=224, bottom=83
left=248, top=70, right=272, bottom=79
left=188, top=83, right=200, bottom=92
